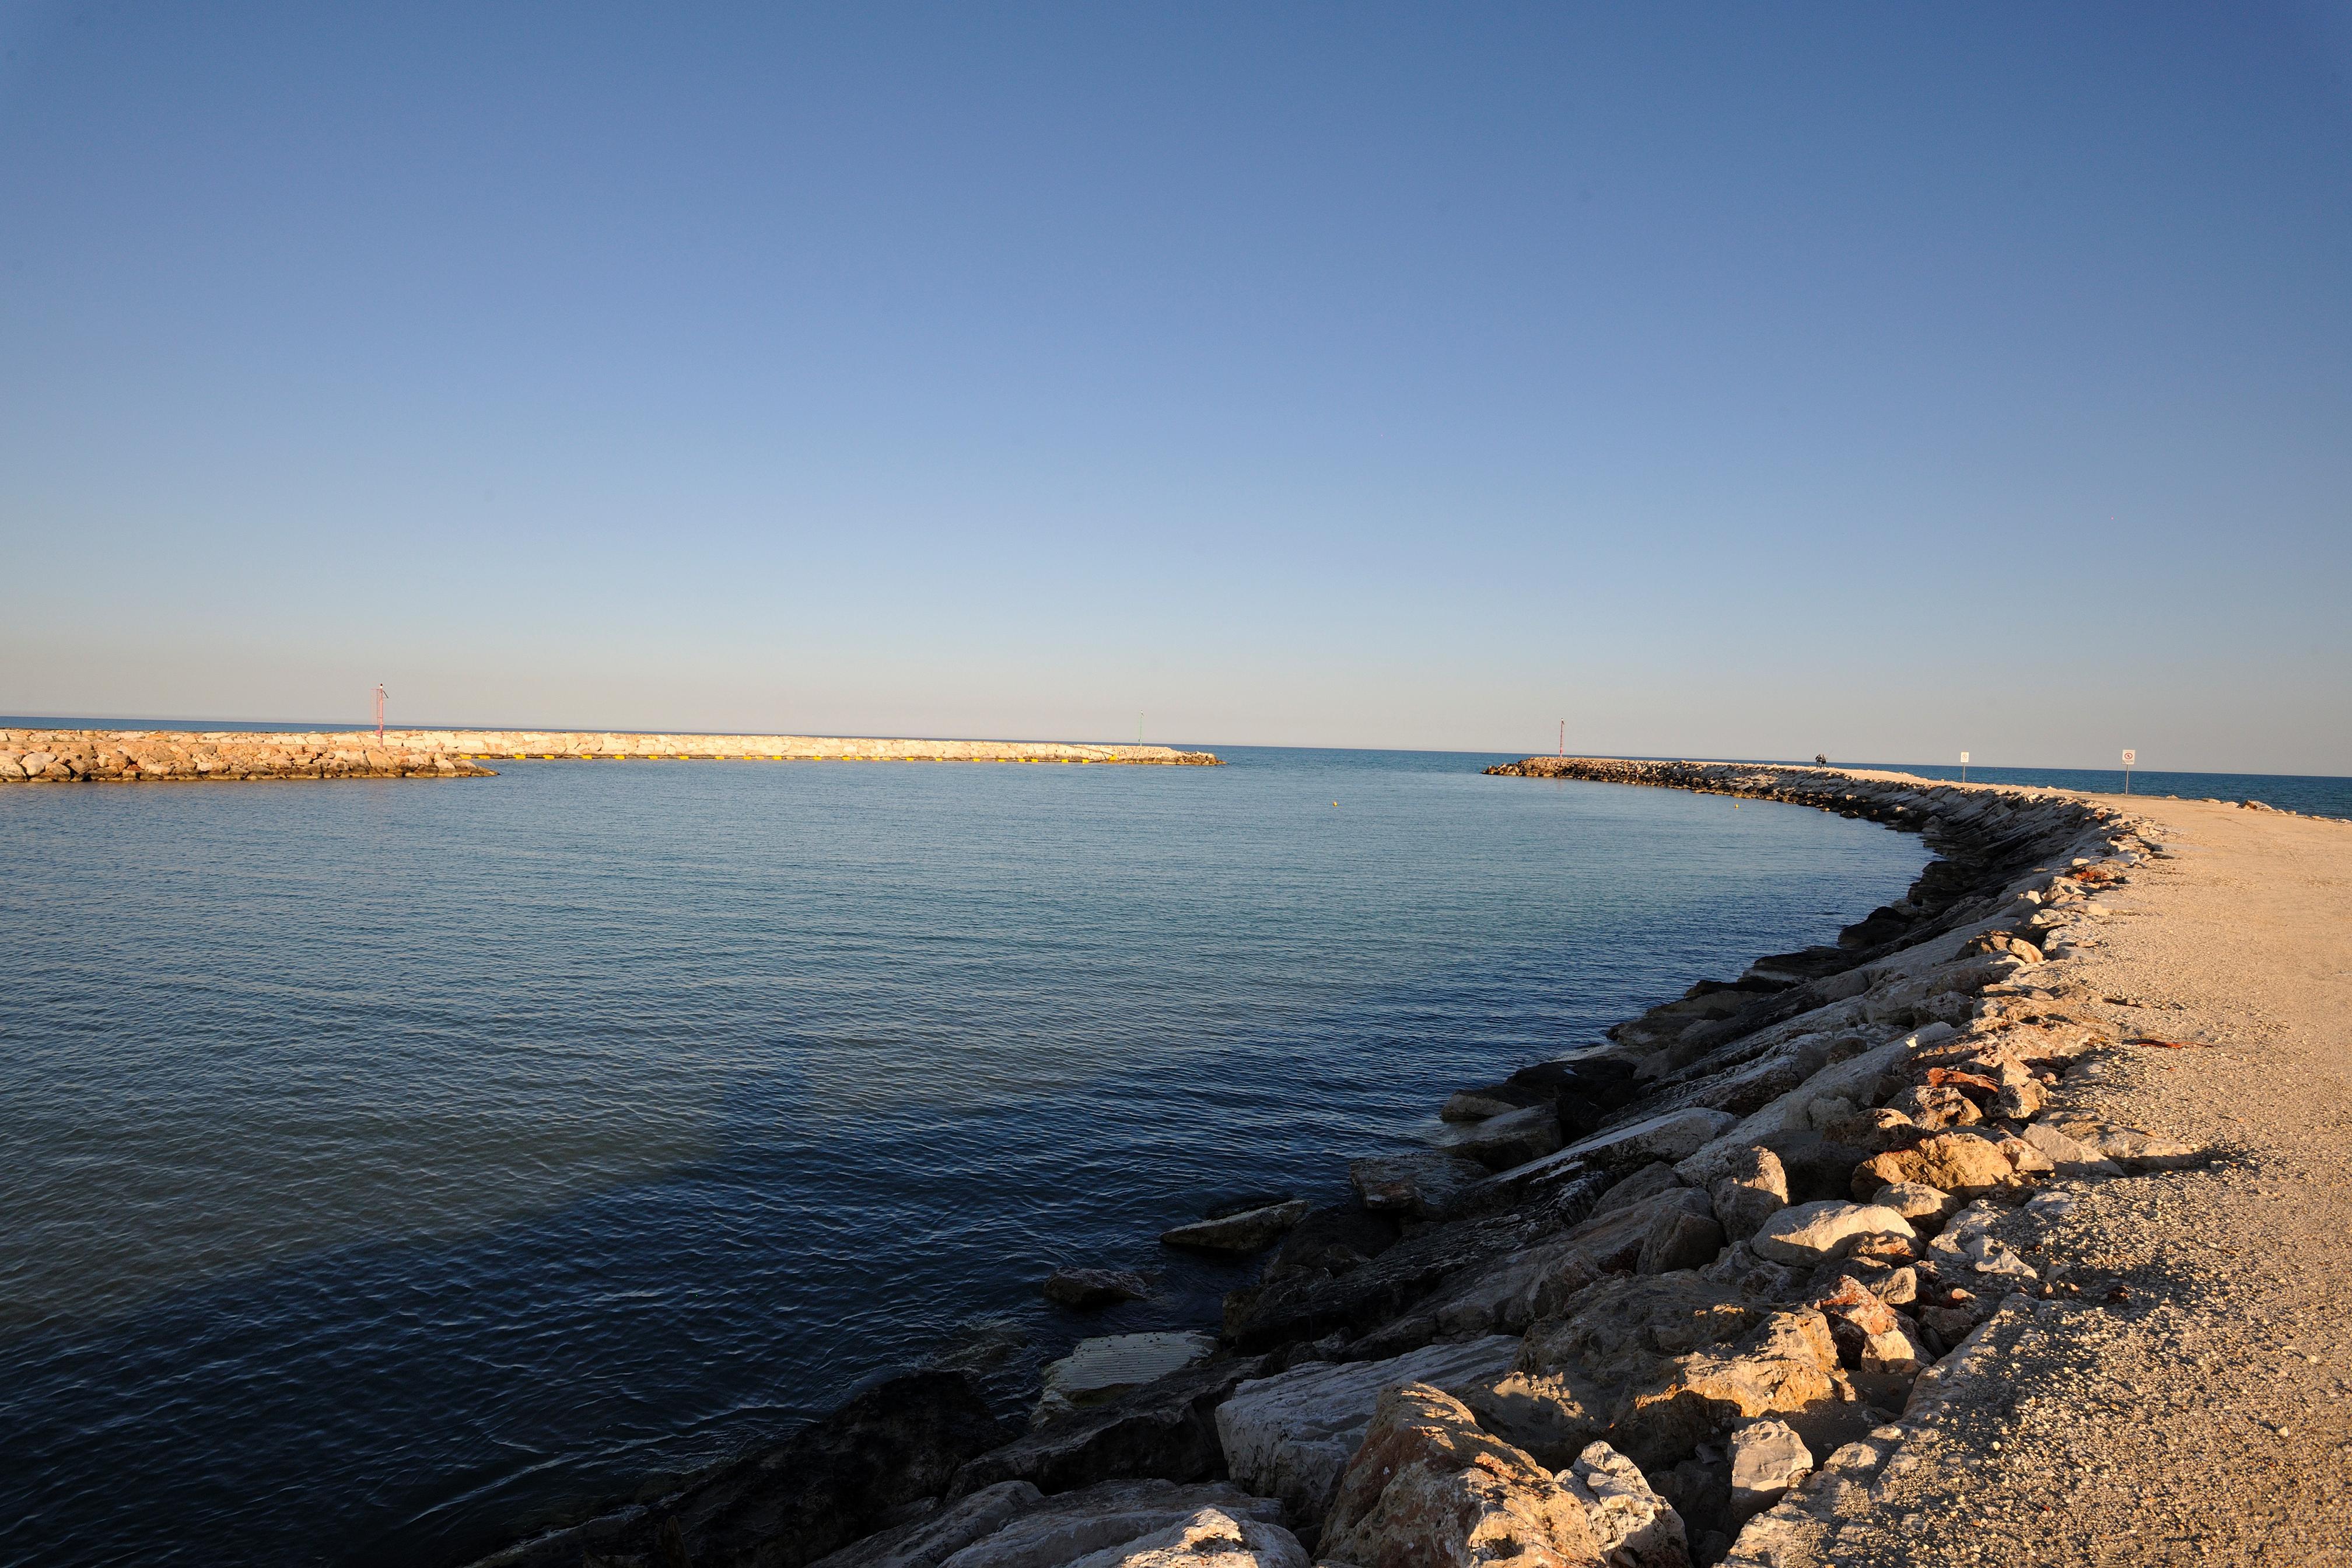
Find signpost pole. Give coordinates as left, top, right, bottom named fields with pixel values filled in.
left=2122, top=748, right=2136, bottom=794
left=1960, top=750, right=1969, bottom=784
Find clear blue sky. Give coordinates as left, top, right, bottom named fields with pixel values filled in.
left=4, top=4, right=2347, bottom=772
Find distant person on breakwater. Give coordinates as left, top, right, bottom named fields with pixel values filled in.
left=1815, top=753, right=1828, bottom=765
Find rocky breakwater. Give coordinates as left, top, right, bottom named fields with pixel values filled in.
left=0, top=728, right=1224, bottom=784
left=0, top=728, right=493, bottom=783
left=373, top=730, right=1223, bottom=765
left=470, top=760, right=2193, bottom=1568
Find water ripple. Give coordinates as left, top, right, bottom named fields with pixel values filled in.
left=0, top=747, right=1925, bottom=1567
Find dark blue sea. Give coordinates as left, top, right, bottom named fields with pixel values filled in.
left=0, top=747, right=1937, bottom=1566
left=1860, top=761, right=2351, bottom=821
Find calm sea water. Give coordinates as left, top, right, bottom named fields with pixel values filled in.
left=0, top=748, right=1929, bottom=1567
left=1864, top=762, right=2352, bottom=821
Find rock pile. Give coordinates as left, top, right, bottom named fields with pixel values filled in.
left=0, top=729, right=492, bottom=782
left=0, top=727, right=1223, bottom=783
left=468, top=760, right=2194, bottom=1568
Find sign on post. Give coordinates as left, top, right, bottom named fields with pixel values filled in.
left=2122, top=749, right=2136, bottom=794
left=1959, top=751, right=1969, bottom=783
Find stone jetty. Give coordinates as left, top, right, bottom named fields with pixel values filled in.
left=0, top=729, right=494, bottom=783
left=467, top=755, right=2349, bottom=1568
left=0, top=728, right=1220, bottom=783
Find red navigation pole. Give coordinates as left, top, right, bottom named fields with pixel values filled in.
left=374, top=684, right=386, bottom=742
left=1558, top=719, right=1564, bottom=758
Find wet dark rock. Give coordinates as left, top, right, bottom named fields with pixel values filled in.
left=948, top=1355, right=1266, bottom=1499
left=1504, top=1058, right=1644, bottom=1138
left=1838, top=904, right=1917, bottom=950
left=1506, top=1058, right=1641, bottom=1099
left=1201, top=1192, right=1294, bottom=1222
left=1609, top=991, right=1762, bottom=1056
left=1681, top=978, right=1786, bottom=1000
left=1740, top=947, right=1863, bottom=988
left=1439, top=1083, right=1552, bottom=1122
left=1160, top=1200, right=1311, bottom=1254
left=807, top=1479, right=1042, bottom=1568
left=1348, top=1153, right=1488, bottom=1220
left=1262, top=1202, right=1402, bottom=1285
left=478, top=1371, right=1009, bottom=1568
left=1438, top=1102, right=1564, bottom=1170
left=1222, top=1202, right=1578, bottom=1355
left=924, top=1322, right=1031, bottom=1379
left=1041, top=1269, right=1150, bottom=1310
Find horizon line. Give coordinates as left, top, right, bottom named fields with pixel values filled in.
left=2, top=714, right=2343, bottom=782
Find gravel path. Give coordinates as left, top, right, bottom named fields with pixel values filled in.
left=1780, top=796, right=2352, bottom=1566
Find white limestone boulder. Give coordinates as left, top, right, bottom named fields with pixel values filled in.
left=1707, top=1146, right=1788, bottom=1242
left=1750, top=1201, right=1915, bottom=1266
left=1676, top=1032, right=1947, bottom=1188
left=1498, top=1108, right=1739, bottom=1188
left=937, top=1480, right=1294, bottom=1568
left=1035, top=1332, right=1216, bottom=1425
left=1062, top=1506, right=1309, bottom=1568
left=1871, top=1181, right=1958, bottom=1227
left=1727, top=1419, right=1813, bottom=1524
left=1559, top=1441, right=1690, bottom=1567
left=1215, top=1335, right=1522, bottom=1528
left=1319, top=1383, right=1602, bottom=1568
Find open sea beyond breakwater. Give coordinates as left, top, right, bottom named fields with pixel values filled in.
left=0, top=747, right=1939, bottom=1566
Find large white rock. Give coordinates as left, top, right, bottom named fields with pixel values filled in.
left=1676, top=1032, right=1947, bottom=1188
left=1559, top=1441, right=1691, bottom=1567
left=1320, top=1383, right=1602, bottom=1568
left=1063, top=1506, right=1311, bottom=1568
left=1496, top=1108, right=1739, bottom=1186
left=1423, top=1234, right=1603, bottom=1338
left=1728, top=1419, right=1813, bottom=1522
left=1860, top=1320, right=1930, bottom=1376
left=2016, top=1121, right=2122, bottom=1177
left=939, top=1481, right=1291, bottom=1568
left=1708, top=1146, right=1788, bottom=1242
left=1871, top=1181, right=1958, bottom=1227
left=1216, top=1335, right=1522, bottom=1527
left=1036, top=1332, right=1216, bottom=1424
left=1750, top=1201, right=1915, bottom=1266
left=2049, top=1118, right=2200, bottom=1171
